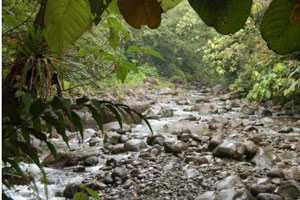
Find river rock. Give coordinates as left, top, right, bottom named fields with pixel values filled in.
left=241, top=105, right=255, bottom=115
left=278, top=181, right=299, bottom=199
left=191, top=104, right=217, bottom=114
left=195, top=191, right=216, bottom=200
left=213, top=141, right=246, bottom=160
left=84, top=156, right=98, bottom=166
left=163, top=140, right=188, bottom=154
left=216, top=188, right=255, bottom=200
left=185, top=156, right=209, bottom=165
left=112, top=167, right=127, bottom=181
left=177, top=132, right=191, bottom=142
left=267, top=168, right=282, bottom=178
left=283, top=166, right=300, bottom=181
left=147, top=135, right=165, bottom=146
left=261, top=109, right=272, bottom=117
left=244, top=140, right=258, bottom=158
left=111, top=144, right=126, bottom=154
left=196, top=96, right=210, bottom=103
left=159, top=108, right=174, bottom=118
left=249, top=184, right=275, bottom=196
left=278, top=127, right=293, bottom=133
left=212, top=84, right=227, bottom=95
left=160, top=88, right=177, bottom=95
left=251, top=147, right=278, bottom=167
left=124, top=139, right=147, bottom=152
left=220, top=91, right=240, bottom=101
left=216, top=175, right=243, bottom=191
left=63, top=184, right=82, bottom=198
left=208, top=136, right=223, bottom=151
left=257, top=193, right=283, bottom=200
left=42, top=151, right=75, bottom=168
left=186, top=168, right=200, bottom=179
left=104, top=132, right=121, bottom=145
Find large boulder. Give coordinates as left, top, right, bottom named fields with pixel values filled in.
left=213, top=141, right=246, bottom=160
left=124, top=139, right=147, bottom=152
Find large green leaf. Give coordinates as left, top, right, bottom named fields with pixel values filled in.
left=188, top=0, right=252, bottom=34
left=44, top=0, right=93, bottom=53
left=261, top=0, right=300, bottom=54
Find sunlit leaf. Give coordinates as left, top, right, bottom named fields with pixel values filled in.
left=44, top=0, right=93, bottom=53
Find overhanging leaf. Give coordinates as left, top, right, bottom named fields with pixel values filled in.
left=44, top=0, right=93, bottom=53
left=188, top=0, right=252, bottom=34
left=261, top=0, right=300, bottom=54
left=117, top=0, right=163, bottom=29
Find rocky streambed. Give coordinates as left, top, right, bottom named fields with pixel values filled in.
left=5, top=83, right=300, bottom=200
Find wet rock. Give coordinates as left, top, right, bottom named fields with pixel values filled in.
left=195, top=191, right=216, bottom=200
left=120, top=135, right=130, bottom=143
left=278, top=181, right=299, bottom=199
left=249, top=134, right=263, bottom=145
left=177, top=132, right=191, bottom=142
left=216, top=188, right=255, bottom=200
left=63, top=184, right=82, bottom=198
left=278, top=127, right=293, bottom=133
left=191, top=104, right=218, bottom=114
left=216, top=175, right=243, bottom=191
left=212, top=84, right=227, bottom=95
left=163, top=140, right=188, bottom=154
left=261, top=109, right=272, bottom=117
left=220, top=91, right=240, bottom=101
left=85, top=182, right=106, bottom=191
left=149, top=146, right=161, bottom=157
left=112, top=167, right=127, bottom=181
left=208, top=136, right=223, bottom=151
left=184, top=114, right=197, bottom=121
left=124, top=139, right=147, bottom=152
left=244, top=126, right=259, bottom=132
left=241, top=105, right=255, bottom=115
left=283, top=166, right=300, bottom=181
left=213, top=141, right=246, bottom=160
left=71, top=165, right=85, bottom=172
left=249, top=184, right=275, bottom=196
left=130, top=168, right=139, bottom=178
left=251, top=147, right=278, bottom=167
left=257, top=193, right=283, bottom=200
left=244, top=141, right=258, bottom=158
left=42, top=151, right=75, bottom=168
left=229, top=119, right=243, bottom=129
left=84, top=156, right=98, bottom=166
left=104, top=132, right=121, bottom=145
left=160, top=88, right=177, bottom=95
left=103, top=173, right=114, bottom=185
left=111, top=144, right=126, bottom=154
left=147, top=135, right=165, bottom=146
left=267, top=168, right=282, bottom=178
left=195, top=96, right=210, bottom=103
left=159, top=108, right=174, bottom=118
left=186, top=168, right=199, bottom=179
left=123, top=179, right=134, bottom=189
left=185, top=156, right=209, bottom=165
